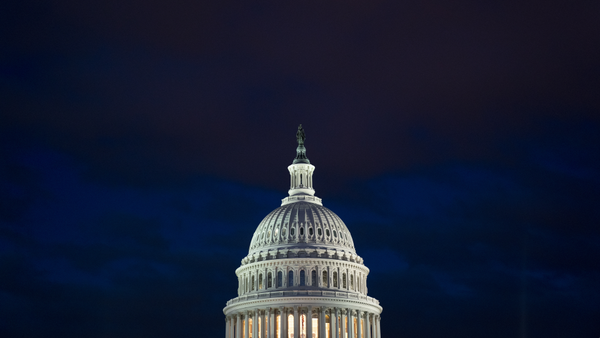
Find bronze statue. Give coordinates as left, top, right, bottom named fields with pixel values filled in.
left=293, top=124, right=309, bottom=164
left=296, top=124, right=306, bottom=145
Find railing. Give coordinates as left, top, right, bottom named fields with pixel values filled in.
left=281, top=195, right=323, bottom=206
left=226, top=290, right=380, bottom=306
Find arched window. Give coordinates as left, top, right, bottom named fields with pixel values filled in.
left=351, top=275, right=354, bottom=290
left=311, top=270, right=317, bottom=286
left=300, top=227, right=304, bottom=236
left=268, top=272, right=272, bottom=288
left=277, top=271, right=283, bottom=287
left=343, top=273, right=347, bottom=289
left=245, top=277, right=248, bottom=293
left=259, top=274, right=263, bottom=289
left=333, top=272, right=338, bottom=288
left=252, top=275, right=255, bottom=291
left=288, top=271, right=294, bottom=287
left=309, top=227, right=314, bottom=236
left=300, top=270, right=306, bottom=286
left=322, top=271, right=328, bottom=287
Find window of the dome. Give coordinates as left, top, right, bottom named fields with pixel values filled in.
left=343, top=273, right=347, bottom=289
left=300, top=270, right=305, bottom=286
left=299, top=227, right=304, bottom=236
left=290, top=227, right=295, bottom=236
left=325, top=229, right=330, bottom=237
left=282, top=228, right=287, bottom=237
left=252, top=276, right=255, bottom=291
left=259, top=274, right=263, bottom=289
left=333, top=272, right=338, bottom=287
left=268, top=272, right=272, bottom=288
left=333, top=230, right=337, bottom=237
left=288, top=271, right=294, bottom=286
left=317, top=228, right=322, bottom=237
left=277, top=271, right=283, bottom=287
left=311, top=270, right=317, bottom=285
left=274, top=228, right=279, bottom=238
left=309, top=227, right=313, bottom=236
left=322, top=271, right=328, bottom=287
left=267, top=230, right=271, bottom=240
left=261, top=232, right=264, bottom=240
left=351, top=275, right=354, bottom=290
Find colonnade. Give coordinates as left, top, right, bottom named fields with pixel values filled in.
left=226, top=307, right=381, bottom=338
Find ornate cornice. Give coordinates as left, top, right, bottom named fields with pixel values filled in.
left=236, top=257, right=369, bottom=275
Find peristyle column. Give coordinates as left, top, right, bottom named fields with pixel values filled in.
left=347, top=309, right=354, bottom=338
left=269, top=308, right=275, bottom=338
left=333, top=308, right=339, bottom=338
left=293, top=306, right=299, bottom=338
left=253, top=309, right=258, bottom=338
left=340, top=310, right=345, bottom=338
left=245, top=312, right=250, bottom=338
left=376, top=315, right=381, bottom=338
left=226, top=316, right=230, bottom=338
left=356, top=310, right=362, bottom=338
left=365, top=313, right=371, bottom=338
left=231, top=314, right=236, bottom=338
left=236, top=314, right=242, bottom=338
left=307, top=306, right=313, bottom=338
left=319, top=307, right=326, bottom=338
left=279, top=307, right=287, bottom=338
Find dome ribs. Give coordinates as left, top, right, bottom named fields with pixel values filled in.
left=247, top=203, right=357, bottom=257
left=271, top=203, right=287, bottom=244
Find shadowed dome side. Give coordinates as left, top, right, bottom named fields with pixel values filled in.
left=248, top=202, right=356, bottom=255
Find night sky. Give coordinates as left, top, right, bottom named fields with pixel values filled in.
left=1, top=1, right=600, bottom=337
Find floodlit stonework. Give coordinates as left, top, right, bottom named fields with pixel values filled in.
left=224, top=125, right=382, bottom=338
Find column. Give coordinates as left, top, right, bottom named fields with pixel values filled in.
left=356, top=310, right=362, bottom=338
left=253, top=309, right=259, bottom=338
left=376, top=315, right=381, bottom=338
left=246, top=312, right=251, bottom=338
left=262, top=309, right=267, bottom=338
left=293, top=306, right=300, bottom=338
left=347, top=309, right=354, bottom=338
left=319, top=307, right=326, bottom=338
left=265, top=308, right=271, bottom=338
left=307, top=306, right=313, bottom=338
left=236, top=314, right=242, bottom=338
left=269, top=308, right=275, bottom=338
left=332, top=308, right=339, bottom=338
left=280, top=307, right=287, bottom=338
left=231, top=315, right=236, bottom=338
left=226, top=316, right=230, bottom=338
left=340, top=310, right=345, bottom=338
left=365, top=314, right=371, bottom=338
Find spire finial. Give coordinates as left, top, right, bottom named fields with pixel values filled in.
left=293, top=124, right=310, bottom=164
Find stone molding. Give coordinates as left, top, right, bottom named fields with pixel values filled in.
left=237, top=257, right=369, bottom=275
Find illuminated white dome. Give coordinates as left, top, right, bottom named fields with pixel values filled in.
left=248, top=202, right=356, bottom=256
left=223, top=125, right=383, bottom=338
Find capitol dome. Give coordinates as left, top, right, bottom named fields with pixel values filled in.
left=224, top=125, right=383, bottom=338
left=248, top=202, right=357, bottom=257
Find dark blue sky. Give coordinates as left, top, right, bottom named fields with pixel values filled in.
left=1, top=1, right=599, bottom=337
